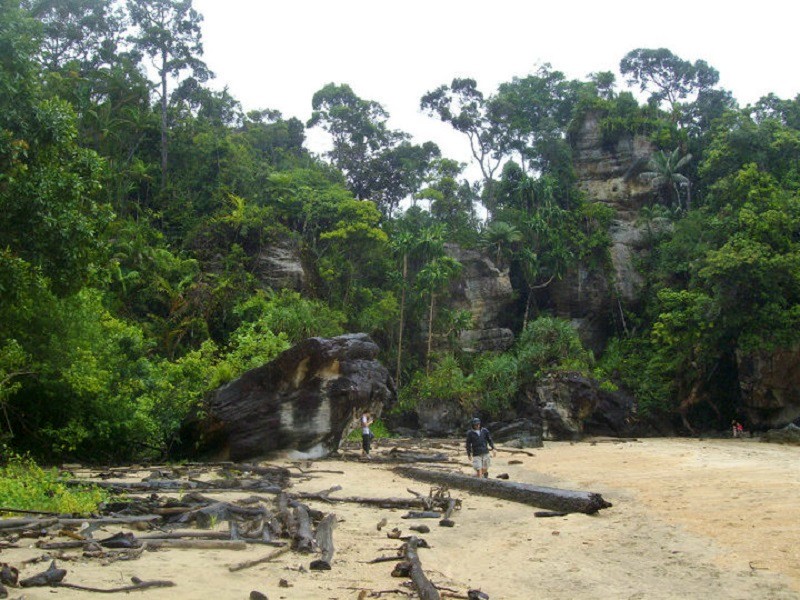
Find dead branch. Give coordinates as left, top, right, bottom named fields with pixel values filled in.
left=228, top=546, right=291, bottom=572
left=142, top=539, right=248, bottom=550
left=54, top=577, right=175, bottom=593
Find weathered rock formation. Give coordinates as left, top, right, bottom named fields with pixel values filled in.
left=760, top=423, right=800, bottom=445
left=489, top=418, right=543, bottom=448
left=414, top=398, right=469, bottom=437
left=253, top=238, right=306, bottom=291
left=443, top=244, right=515, bottom=352
left=545, top=112, right=658, bottom=352
left=737, top=346, right=800, bottom=429
left=183, top=334, right=394, bottom=460
left=534, top=372, right=600, bottom=440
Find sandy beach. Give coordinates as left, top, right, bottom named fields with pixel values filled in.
left=4, top=437, right=799, bottom=600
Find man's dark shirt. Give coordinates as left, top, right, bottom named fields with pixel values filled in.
left=466, top=427, right=495, bottom=457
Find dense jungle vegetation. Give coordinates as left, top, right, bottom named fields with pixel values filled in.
left=1, top=0, right=799, bottom=462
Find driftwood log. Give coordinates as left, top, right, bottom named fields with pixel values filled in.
left=395, top=467, right=611, bottom=514
left=293, top=504, right=315, bottom=553
left=19, top=560, right=66, bottom=587
left=403, top=537, right=439, bottom=600
left=310, top=513, right=336, bottom=570
left=439, top=499, right=457, bottom=527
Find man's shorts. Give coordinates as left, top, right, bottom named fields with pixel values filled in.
left=472, top=453, right=491, bottom=471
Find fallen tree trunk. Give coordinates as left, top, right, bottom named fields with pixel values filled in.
left=403, top=536, right=439, bottom=600
left=141, top=539, right=248, bottom=550
left=0, top=517, right=58, bottom=531
left=395, top=467, right=611, bottom=514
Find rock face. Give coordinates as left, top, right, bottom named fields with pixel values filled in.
left=737, top=347, right=800, bottom=429
left=444, top=244, right=515, bottom=352
left=761, top=423, right=800, bottom=445
left=534, top=372, right=601, bottom=440
left=546, top=112, right=657, bottom=352
left=185, top=334, right=394, bottom=460
left=415, top=398, right=469, bottom=437
left=489, top=418, right=543, bottom=448
left=253, top=239, right=306, bottom=291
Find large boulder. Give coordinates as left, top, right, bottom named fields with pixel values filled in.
left=737, top=346, right=800, bottom=428
left=183, top=334, right=394, bottom=460
left=488, top=418, right=543, bottom=448
left=534, top=372, right=600, bottom=441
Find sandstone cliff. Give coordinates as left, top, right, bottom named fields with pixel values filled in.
left=546, top=111, right=657, bottom=352
left=444, top=243, right=515, bottom=352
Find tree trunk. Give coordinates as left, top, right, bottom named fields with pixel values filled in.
left=395, top=467, right=611, bottom=514
left=396, top=252, right=407, bottom=390
left=403, top=537, right=440, bottom=600
left=426, top=293, right=435, bottom=375
left=160, top=48, right=168, bottom=188
left=522, top=285, right=532, bottom=331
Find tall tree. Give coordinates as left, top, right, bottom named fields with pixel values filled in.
left=127, top=0, right=212, bottom=186
left=23, top=0, right=124, bottom=71
left=308, top=83, right=439, bottom=217
left=620, top=48, right=719, bottom=111
left=421, top=78, right=506, bottom=213
left=489, top=65, right=581, bottom=173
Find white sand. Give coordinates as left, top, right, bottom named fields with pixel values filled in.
left=7, top=438, right=800, bottom=599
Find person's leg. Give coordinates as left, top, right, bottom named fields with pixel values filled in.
left=482, top=454, right=491, bottom=478
left=362, top=433, right=371, bottom=456
left=472, top=455, right=482, bottom=476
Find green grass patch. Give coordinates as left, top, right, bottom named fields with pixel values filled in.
left=0, top=452, right=109, bottom=516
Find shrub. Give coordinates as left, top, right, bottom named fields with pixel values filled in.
left=0, top=451, right=108, bottom=515
left=470, top=352, right=519, bottom=416
left=397, top=354, right=473, bottom=413
left=515, top=316, right=594, bottom=384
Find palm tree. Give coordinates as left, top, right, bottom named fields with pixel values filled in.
left=479, top=221, right=522, bottom=269
left=417, top=256, right=461, bottom=374
left=640, top=148, right=693, bottom=210
left=390, top=231, right=416, bottom=390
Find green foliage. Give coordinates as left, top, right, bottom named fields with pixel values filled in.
left=397, top=354, right=473, bottom=413
left=516, top=317, right=594, bottom=384
left=620, top=48, right=720, bottom=109
left=308, top=83, right=440, bottom=216
left=232, top=290, right=345, bottom=346
left=0, top=451, right=108, bottom=515
left=470, top=352, right=519, bottom=416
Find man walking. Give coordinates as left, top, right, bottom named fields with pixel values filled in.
left=466, top=417, right=496, bottom=478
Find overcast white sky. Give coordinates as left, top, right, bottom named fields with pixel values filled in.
left=192, top=0, right=799, bottom=170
